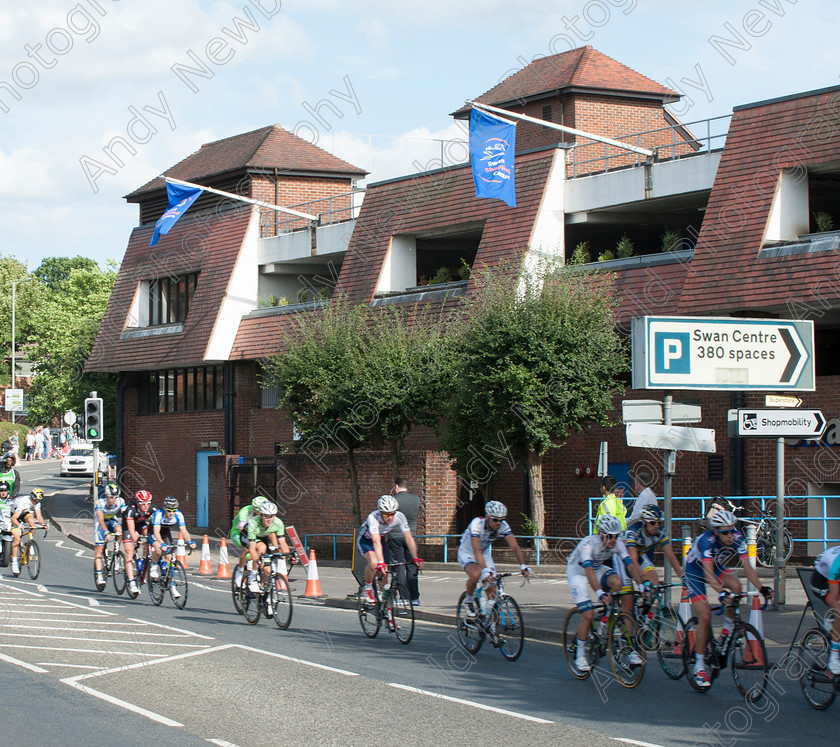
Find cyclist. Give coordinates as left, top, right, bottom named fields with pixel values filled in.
left=566, top=514, right=645, bottom=672
left=0, top=480, right=12, bottom=504
left=0, top=451, right=21, bottom=498
left=357, top=495, right=423, bottom=603
left=121, top=490, right=154, bottom=596
left=10, top=488, right=49, bottom=576
left=457, top=501, right=531, bottom=618
left=625, top=504, right=683, bottom=585
left=93, top=483, right=126, bottom=590
left=683, top=509, right=772, bottom=689
left=242, top=500, right=291, bottom=593
left=809, top=544, right=840, bottom=675
left=149, top=497, right=196, bottom=598
left=230, top=495, right=271, bottom=585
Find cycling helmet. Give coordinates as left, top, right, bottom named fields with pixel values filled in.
left=104, top=483, right=120, bottom=498
left=377, top=495, right=399, bottom=514
left=640, top=505, right=663, bottom=522
left=252, top=496, right=270, bottom=513
left=30, top=488, right=45, bottom=502
left=710, top=509, right=737, bottom=529
left=134, top=490, right=152, bottom=503
left=484, top=500, right=508, bottom=519
left=597, top=514, right=623, bottom=535
left=0, top=481, right=10, bottom=492
left=163, top=496, right=179, bottom=510
left=259, top=501, right=278, bottom=517
left=3, top=451, right=14, bottom=462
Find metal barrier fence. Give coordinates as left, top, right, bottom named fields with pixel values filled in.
left=587, top=495, right=840, bottom=552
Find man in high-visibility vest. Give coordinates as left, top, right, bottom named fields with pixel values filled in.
left=0, top=452, right=20, bottom=498
left=594, top=475, right=627, bottom=532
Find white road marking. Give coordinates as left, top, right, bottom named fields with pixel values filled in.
left=0, top=644, right=166, bottom=657
left=123, top=617, right=215, bottom=640
left=62, top=680, right=184, bottom=727
left=206, top=740, right=240, bottom=747
left=388, top=683, right=554, bottom=724
left=0, top=652, right=48, bottom=673
left=4, top=624, right=194, bottom=637
left=36, top=662, right=103, bottom=669
left=190, top=580, right=229, bottom=593
left=612, top=739, right=666, bottom=747
left=51, top=540, right=89, bottom=558
left=0, top=632, right=211, bottom=648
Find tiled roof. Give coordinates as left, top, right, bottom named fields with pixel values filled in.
left=452, top=46, right=678, bottom=117
left=126, top=125, right=367, bottom=199
left=678, top=87, right=840, bottom=314
left=230, top=149, right=559, bottom=359
left=86, top=205, right=254, bottom=372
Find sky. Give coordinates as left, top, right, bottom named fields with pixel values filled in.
left=1, top=0, right=837, bottom=270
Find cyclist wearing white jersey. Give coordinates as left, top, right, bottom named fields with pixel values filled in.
left=810, top=544, right=840, bottom=674
left=149, top=496, right=196, bottom=597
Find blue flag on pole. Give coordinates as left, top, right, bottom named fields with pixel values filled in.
left=469, top=107, right=516, bottom=207
left=150, top=182, right=204, bottom=245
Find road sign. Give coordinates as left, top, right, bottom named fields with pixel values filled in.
left=631, top=316, right=814, bottom=391
left=765, top=394, right=802, bottom=408
left=4, top=389, right=23, bottom=412
left=63, top=410, right=76, bottom=426
left=625, top=423, right=716, bottom=453
left=622, top=399, right=702, bottom=424
left=730, top=408, right=826, bottom=438
left=285, top=526, right=309, bottom=567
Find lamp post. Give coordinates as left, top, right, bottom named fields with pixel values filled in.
left=11, top=276, right=32, bottom=423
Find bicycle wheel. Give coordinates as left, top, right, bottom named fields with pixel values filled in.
left=357, top=583, right=381, bottom=638
left=169, top=561, right=188, bottom=609
left=608, top=613, right=645, bottom=688
left=241, top=576, right=262, bottom=624
left=682, top=617, right=717, bottom=693
left=148, top=564, right=165, bottom=606
left=563, top=607, right=597, bottom=680
left=232, top=572, right=244, bottom=615
left=455, top=592, right=484, bottom=654
left=798, top=628, right=837, bottom=710
left=25, top=541, right=40, bottom=580
left=388, top=584, right=415, bottom=644
left=270, top=574, right=293, bottom=630
left=495, top=595, right=524, bottom=661
left=112, top=549, right=126, bottom=595
left=653, top=606, right=687, bottom=680
left=730, top=622, right=769, bottom=701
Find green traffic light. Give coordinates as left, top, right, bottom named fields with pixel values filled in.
left=88, top=428, right=99, bottom=438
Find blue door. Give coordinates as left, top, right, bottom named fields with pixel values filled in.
left=611, top=462, right=632, bottom=510
left=196, top=450, right=220, bottom=527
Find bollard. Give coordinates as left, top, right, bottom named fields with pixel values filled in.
left=681, top=525, right=692, bottom=561
left=745, top=522, right=757, bottom=596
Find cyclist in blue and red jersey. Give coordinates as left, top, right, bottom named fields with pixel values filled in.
left=684, top=509, right=771, bottom=690
left=122, top=490, right=154, bottom=596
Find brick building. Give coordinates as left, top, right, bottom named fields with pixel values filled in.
left=88, top=47, right=840, bottom=557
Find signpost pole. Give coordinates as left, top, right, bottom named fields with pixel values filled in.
left=775, top=436, right=786, bottom=608
left=663, top=395, right=674, bottom=589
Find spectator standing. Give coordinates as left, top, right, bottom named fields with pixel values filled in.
left=594, top=475, right=627, bottom=531
left=389, top=476, right=423, bottom=605
left=626, top=468, right=660, bottom=526
left=42, top=425, right=51, bottom=458
left=25, top=430, right=35, bottom=462
left=33, top=428, right=44, bottom=460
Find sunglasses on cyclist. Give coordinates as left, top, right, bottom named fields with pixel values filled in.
left=381, top=511, right=396, bottom=518
left=486, top=517, right=502, bottom=523
left=604, top=533, right=619, bottom=540
left=645, top=520, right=662, bottom=526
left=716, top=528, right=736, bottom=535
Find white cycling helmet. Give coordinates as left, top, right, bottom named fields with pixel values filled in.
left=710, top=509, right=737, bottom=529
left=597, top=514, right=623, bottom=535
left=259, top=501, right=278, bottom=517
left=377, top=495, right=399, bottom=513
left=484, top=501, right=508, bottom=519
left=252, top=496, right=270, bottom=513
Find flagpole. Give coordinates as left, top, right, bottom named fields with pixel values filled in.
left=164, top=177, right=319, bottom=221
left=469, top=100, right=655, bottom=158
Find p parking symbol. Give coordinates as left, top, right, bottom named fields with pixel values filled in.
left=654, top=332, right=690, bottom=374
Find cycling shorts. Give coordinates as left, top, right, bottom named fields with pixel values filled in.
left=684, top=562, right=733, bottom=602
left=154, top=528, right=175, bottom=548
left=809, top=569, right=840, bottom=599
left=457, top=546, right=494, bottom=572
left=122, top=525, right=148, bottom=542
left=95, top=518, right=121, bottom=546
left=568, top=565, right=616, bottom=612
left=357, top=535, right=392, bottom=565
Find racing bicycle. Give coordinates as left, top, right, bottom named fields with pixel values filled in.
left=148, top=543, right=191, bottom=609
left=455, top=572, right=525, bottom=661
left=357, top=561, right=415, bottom=644
left=634, top=582, right=688, bottom=679
left=234, top=550, right=294, bottom=629
left=12, top=523, right=47, bottom=580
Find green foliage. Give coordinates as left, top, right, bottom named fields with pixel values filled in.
left=660, top=228, right=682, bottom=252
left=428, top=266, right=453, bottom=285
left=457, top=258, right=472, bottom=281
left=568, top=241, right=591, bottom=265
left=615, top=234, right=634, bottom=258
left=521, top=513, right=539, bottom=536
left=296, top=288, right=309, bottom=304
left=597, top=249, right=615, bottom=262
left=0, top=423, right=28, bottom=457
left=813, top=211, right=835, bottom=233
left=263, top=295, right=281, bottom=307
left=0, top=257, right=40, bottom=387
left=316, top=285, right=333, bottom=301
left=33, top=256, right=99, bottom=293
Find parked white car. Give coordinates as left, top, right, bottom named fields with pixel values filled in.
left=59, top=445, right=108, bottom=477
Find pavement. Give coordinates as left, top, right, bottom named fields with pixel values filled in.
left=41, top=480, right=820, bottom=658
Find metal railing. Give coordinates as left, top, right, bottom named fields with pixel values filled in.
left=258, top=188, right=365, bottom=237
left=566, top=114, right=731, bottom=178
left=587, top=495, right=840, bottom=552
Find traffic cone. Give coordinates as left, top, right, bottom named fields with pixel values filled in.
left=197, top=535, right=214, bottom=576
left=176, top=531, right=188, bottom=569
left=674, top=585, right=691, bottom=655
left=216, top=537, right=232, bottom=578
left=746, top=592, right=766, bottom=665
left=303, top=549, right=324, bottom=598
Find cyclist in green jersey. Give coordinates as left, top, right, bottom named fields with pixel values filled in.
left=243, top=501, right=291, bottom=593
left=230, top=496, right=271, bottom=585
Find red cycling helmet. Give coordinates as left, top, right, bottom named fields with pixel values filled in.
left=134, top=490, right=152, bottom=503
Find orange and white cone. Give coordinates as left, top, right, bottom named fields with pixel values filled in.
left=197, top=535, right=214, bottom=576
left=674, top=585, right=691, bottom=655
left=746, top=592, right=766, bottom=665
left=216, top=537, right=232, bottom=578
left=303, top=549, right=324, bottom=598
left=176, top=531, right=188, bottom=569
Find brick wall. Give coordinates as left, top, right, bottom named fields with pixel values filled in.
left=251, top=174, right=354, bottom=236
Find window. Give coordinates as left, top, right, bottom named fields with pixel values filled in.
left=542, top=104, right=552, bottom=122
left=140, top=365, right=224, bottom=413
left=148, top=273, right=198, bottom=326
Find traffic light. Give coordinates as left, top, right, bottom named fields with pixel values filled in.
left=84, top=397, right=104, bottom=442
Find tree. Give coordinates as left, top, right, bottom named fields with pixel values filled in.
left=33, top=256, right=100, bottom=293
left=442, top=265, right=628, bottom=544
left=0, top=255, right=40, bottom=388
